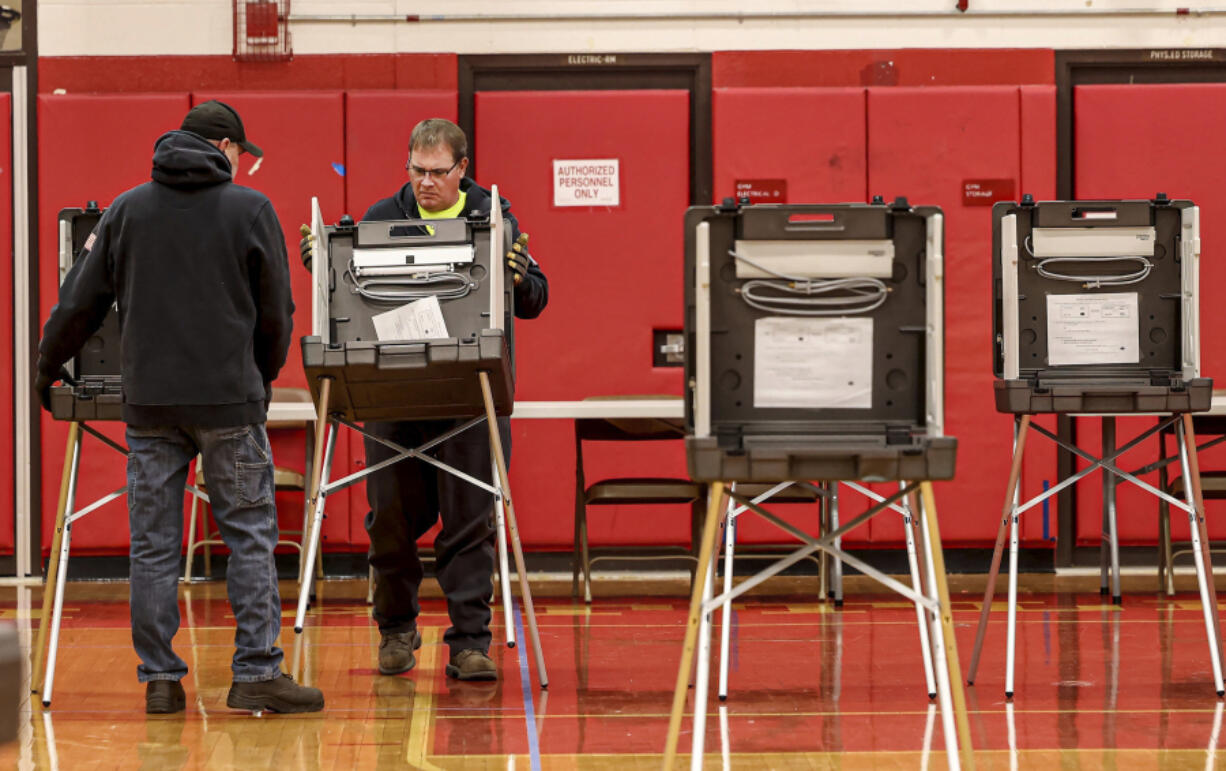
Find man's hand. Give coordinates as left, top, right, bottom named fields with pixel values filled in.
left=299, top=224, right=315, bottom=271
left=34, top=368, right=67, bottom=412
left=506, top=233, right=530, bottom=286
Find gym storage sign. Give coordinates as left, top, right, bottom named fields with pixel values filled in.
left=553, top=159, right=620, bottom=207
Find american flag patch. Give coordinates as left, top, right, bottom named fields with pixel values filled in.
left=83, top=232, right=96, bottom=252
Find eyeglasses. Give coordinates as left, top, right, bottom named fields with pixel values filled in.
left=406, top=157, right=462, bottom=180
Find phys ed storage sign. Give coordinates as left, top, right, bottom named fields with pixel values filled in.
left=553, top=159, right=620, bottom=207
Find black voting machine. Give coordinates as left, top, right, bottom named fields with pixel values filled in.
left=684, top=197, right=956, bottom=483
left=992, top=195, right=1210, bottom=413
left=301, top=213, right=514, bottom=422
left=49, top=203, right=123, bottom=422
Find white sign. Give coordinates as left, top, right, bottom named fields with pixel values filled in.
left=372, top=296, right=450, bottom=342
left=753, top=317, right=873, bottom=409
left=1046, top=292, right=1139, bottom=366
left=553, top=158, right=620, bottom=207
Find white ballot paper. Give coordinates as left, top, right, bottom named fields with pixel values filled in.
left=1046, top=292, right=1139, bottom=366
left=753, top=317, right=873, bottom=409
left=372, top=296, right=450, bottom=342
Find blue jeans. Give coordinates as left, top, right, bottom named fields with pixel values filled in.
left=126, top=424, right=283, bottom=683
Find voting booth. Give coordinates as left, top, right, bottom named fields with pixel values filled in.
left=663, top=199, right=973, bottom=771
left=300, top=214, right=514, bottom=422
left=968, top=195, right=1223, bottom=699
left=295, top=191, right=547, bottom=687
left=48, top=204, right=121, bottom=421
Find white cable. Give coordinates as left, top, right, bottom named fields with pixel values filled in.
left=729, top=249, right=888, bottom=316
left=1023, top=235, right=1154, bottom=289
left=1034, top=256, right=1152, bottom=288
left=344, top=262, right=473, bottom=303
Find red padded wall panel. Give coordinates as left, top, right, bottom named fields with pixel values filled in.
left=192, top=91, right=352, bottom=549
left=342, top=90, right=457, bottom=549
left=37, top=93, right=191, bottom=553
left=867, top=86, right=1024, bottom=545
left=0, top=94, right=11, bottom=552
left=474, top=89, right=691, bottom=548
left=1074, top=83, right=1226, bottom=544
left=712, top=87, right=866, bottom=204
left=1018, top=86, right=1060, bottom=546
left=713, top=50, right=1055, bottom=89
left=1020, top=86, right=1057, bottom=200
left=345, top=90, right=457, bottom=219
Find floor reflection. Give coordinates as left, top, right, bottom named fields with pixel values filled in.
left=1, top=580, right=1226, bottom=768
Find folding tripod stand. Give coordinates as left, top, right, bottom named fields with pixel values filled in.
left=293, top=371, right=549, bottom=689
left=967, top=412, right=1224, bottom=697
left=715, top=480, right=939, bottom=702
left=31, top=421, right=210, bottom=707
left=664, top=479, right=973, bottom=771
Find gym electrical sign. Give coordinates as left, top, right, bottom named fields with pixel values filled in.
left=553, top=159, right=620, bottom=207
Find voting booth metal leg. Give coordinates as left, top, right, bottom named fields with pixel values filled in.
left=917, top=482, right=975, bottom=771
left=1177, top=415, right=1226, bottom=696
left=830, top=483, right=843, bottom=607
left=1184, top=415, right=1226, bottom=694
left=843, top=479, right=939, bottom=701
left=1100, top=418, right=1122, bottom=604
left=32, top=422, right=80, bottom=696
left=37, top=427, right=82, bottom=705
left=1005, top=471, right=1021, bottom=699
left=478, top=371, right=547, bottom=689
left=493, top=459, right=516, bottom=649
left=295, top=420, right=336, bottom=634
left=688, top=545, right=718, bottom=770
left=1005, top=417, right=1028, bottom=698
left=717, top=493, right=736, bottom=702
left=715, top=481, right=801, bottom=703
left=901, top=485, right=938, bottom=700
left=294, top=377, right=333, bottom=632
left=967, top=415, right=1030, bottom=686
left=664, top=482, right=726, bottom=771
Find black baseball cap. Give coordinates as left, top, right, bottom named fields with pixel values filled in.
left=180, top=100, right=263, bottom=157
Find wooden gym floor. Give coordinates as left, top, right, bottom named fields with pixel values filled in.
left=1, top=573, right=1225, bottom=769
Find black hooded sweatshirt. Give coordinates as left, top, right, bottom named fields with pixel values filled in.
left=37, top=130, right=295, bottom=427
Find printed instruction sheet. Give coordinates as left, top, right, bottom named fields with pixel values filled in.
left=753, top=317, right=873, bottom=409
left=1046, top=292, right=1139, bottom=366
left=372, top=295, right=450, bottom=341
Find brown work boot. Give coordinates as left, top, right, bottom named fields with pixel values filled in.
left=378, top=629, right=422, bottom=675
left=445, top=649, right=497, bottom=681
left=145, top=680, right=186, bottom=714
left=226, top=673, right=324, bottom=713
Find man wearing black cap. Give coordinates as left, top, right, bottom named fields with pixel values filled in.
left=35, top=100, right=323, bottom=715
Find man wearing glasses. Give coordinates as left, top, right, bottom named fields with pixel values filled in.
left=352, top=118, right=548, bottom=681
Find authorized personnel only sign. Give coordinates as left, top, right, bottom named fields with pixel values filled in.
left=553, top=159, right=620, bottom=207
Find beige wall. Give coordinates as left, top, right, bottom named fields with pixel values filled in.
left=40, top=0, right=1226, bottom=57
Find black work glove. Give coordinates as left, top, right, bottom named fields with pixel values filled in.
left=299, top=224, right=315, bottom=271
left=263, top=381, right=273, bottom=412
left=34, top=368, right=67, bottom=412
left=506, top=233, right=530, bottom=286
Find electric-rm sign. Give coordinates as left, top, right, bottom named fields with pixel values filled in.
left=553, top=158, right=620, bottom=207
